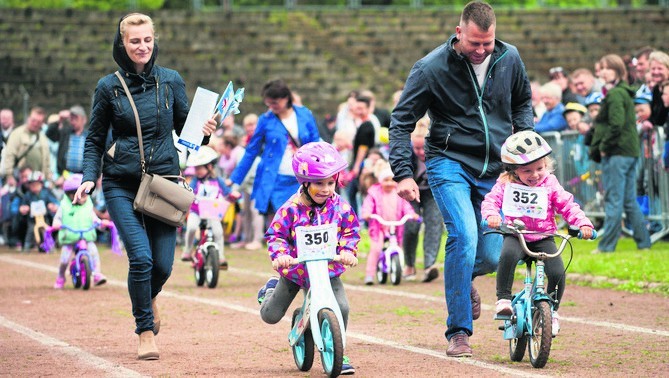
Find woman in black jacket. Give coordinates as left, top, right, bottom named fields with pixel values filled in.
left=75, top=13, right=216, bottom=360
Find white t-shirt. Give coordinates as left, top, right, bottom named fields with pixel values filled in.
left=471, top=55, right=492, bottom=89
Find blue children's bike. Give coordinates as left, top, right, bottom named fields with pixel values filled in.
left=484, top=219, right=596, bottom=368
left=275, top=222, right=357, bottom=378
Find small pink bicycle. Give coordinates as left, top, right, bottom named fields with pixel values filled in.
left=368, top=214, right=421, bottom=285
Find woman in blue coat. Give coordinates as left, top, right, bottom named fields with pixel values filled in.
left=230, top=79, right=320, bottom=225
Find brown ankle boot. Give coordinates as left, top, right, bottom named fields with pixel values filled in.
left=152, top=298, right=160, bottom=335
left=137, top=330, right=159, bottom=360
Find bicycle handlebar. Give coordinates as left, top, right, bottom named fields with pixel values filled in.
left=481, top=219, right=597, bottom=260
left=368, top=213, right=422, bottom=227
left=272, top=254, right=359, bottom=270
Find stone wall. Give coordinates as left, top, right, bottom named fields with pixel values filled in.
left=0, top=7, right=667, bottom=122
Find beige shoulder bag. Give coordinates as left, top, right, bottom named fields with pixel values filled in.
left=115, top=71, right=194, bottom=227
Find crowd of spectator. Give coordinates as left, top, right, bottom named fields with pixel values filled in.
left=2, top=45, right=667, bottom=264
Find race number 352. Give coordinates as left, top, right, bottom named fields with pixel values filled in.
left=512, top=191, right=538, bottom=204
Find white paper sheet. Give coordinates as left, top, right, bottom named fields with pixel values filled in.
left=177, top=87, right=219, bottom=151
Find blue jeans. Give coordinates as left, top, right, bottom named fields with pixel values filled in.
left=104, top=183, right=177, bottom=335
left=425, top=156, right=501, bottom=339
left=598, top=155, right=651, bottom=252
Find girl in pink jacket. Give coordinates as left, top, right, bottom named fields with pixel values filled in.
left=360, top=161, right=416, bottom=285
left=482, top=131, right=594, bottom=335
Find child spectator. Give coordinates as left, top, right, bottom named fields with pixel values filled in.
left=562, top=103, right=593, bottom=204
left=360, top=160, right=416, bottom=285
left=216, top=131, right=245, bottom=244
left=402, top=117, right=445, bottom=282
left=180, top=146, right=231, bottom=269
left=257, top=141, right=359, bottom=375
left=634, top=92, right=662, bottom=229
left=240, top=113, right=258, bottom=147
left=51, top=174, right=112, bottom=288
left=15, top=171, right=58, bottom=252
left=584, top=92, right=603, bottom=122
left=482, top=131, right=594, bottom=336
left=357, top=148, right=385, bottom=198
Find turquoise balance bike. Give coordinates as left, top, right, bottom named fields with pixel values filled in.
left=484, top=219, right=596, bottom=368
left=275, top=222, right=357, bottom=377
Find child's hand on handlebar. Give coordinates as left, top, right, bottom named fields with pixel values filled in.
left=579, top=226, right=594, bottom=240
left=338, top=251, right=358, bottom=267
left=486, top=215, right=502, bottom=229
left=273, top=254, right=295, bottom=270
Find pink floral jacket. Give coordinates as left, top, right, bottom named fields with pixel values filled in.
left=266, top=190, right=360, bottom=288
left=481, top=174, right=593, bottom=242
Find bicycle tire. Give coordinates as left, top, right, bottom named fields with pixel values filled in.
left=291, top=308, right=314, bottom=372
left=318, top=309, right=343, bottom=378
left=81, top=255, right=92, bottom=291
left=528, top=301, right=552, bottom=368
left=390, top=254, right=402, bottom=285
left=205, top=246, right=220, bottom=288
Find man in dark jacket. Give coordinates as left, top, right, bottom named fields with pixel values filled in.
left=46, top=105, right=88, bottom=182
left=389, top=0, right=533, bottom=358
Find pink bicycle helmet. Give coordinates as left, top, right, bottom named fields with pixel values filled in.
left=292, top=142, right=348, bottom=184
left=63, top=173, right=83, bottom=192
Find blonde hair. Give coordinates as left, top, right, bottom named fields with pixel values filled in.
left=120, top=13, right=155, bottom=39
left=649, top=51, right=669, bottom=70
left=499, top=155, right=555, bottom=184
left=411, top=116, right=430, bottom=141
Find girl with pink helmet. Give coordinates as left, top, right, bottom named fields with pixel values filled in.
left=257, top=141, right=359, bottom=375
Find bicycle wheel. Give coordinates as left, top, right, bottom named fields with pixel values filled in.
left=509, top=333, right=528, bottom=362
left=389, top=254, right=402, bottom=285
left=70, top=260, right=81, bottom=289
left=528, top=301, right=552, bottom=368
left=318, top=309, right=343, bottom=378
left=376, top=258, right=388, bottom=284
left=194, top=251, right=206, bottom=287
left=291, top=308, right=314, bottom=372
left=80, top=255, right=92, bottom=291
left=205, top=246, right=220, bottom=288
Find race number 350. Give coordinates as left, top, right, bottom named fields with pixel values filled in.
left=303, top=231, right=329, bottom=246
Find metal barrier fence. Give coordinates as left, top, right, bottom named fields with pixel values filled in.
left=541, top=130, right=669, bottom=244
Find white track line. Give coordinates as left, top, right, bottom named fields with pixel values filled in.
left=2, top=256, right=544, bottom=377
left=230, top=267, right=669, bottom=338
left=0, top=315, right=146, bottom=378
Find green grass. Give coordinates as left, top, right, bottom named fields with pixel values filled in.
left=358, top=229, right=669, bottom=295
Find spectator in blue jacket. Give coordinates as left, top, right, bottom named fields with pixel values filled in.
left=389, top=0, right=533, bottom=358
left=229, top=79, right=320, bottom=227
left=535, top=81, right=568, bottom=134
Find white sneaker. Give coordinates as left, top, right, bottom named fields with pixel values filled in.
left=495, top=299, right=513, bottom=316
left=552, top=312, right=560, bottom=337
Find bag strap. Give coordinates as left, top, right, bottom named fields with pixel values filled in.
left=15, top=132, right=40, bottom=167
left=115, top=71, right=145, bottom=173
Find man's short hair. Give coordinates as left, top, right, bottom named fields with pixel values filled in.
left=461, top=1, right=496, bottom=31
left=30, top=106, right=46, bottom=117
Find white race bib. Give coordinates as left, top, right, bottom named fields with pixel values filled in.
left=30, top=200, right=47, bottom=217
left=295, top=223, right=337, bottom=262
left=502, top=183, right=548, bottom=219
